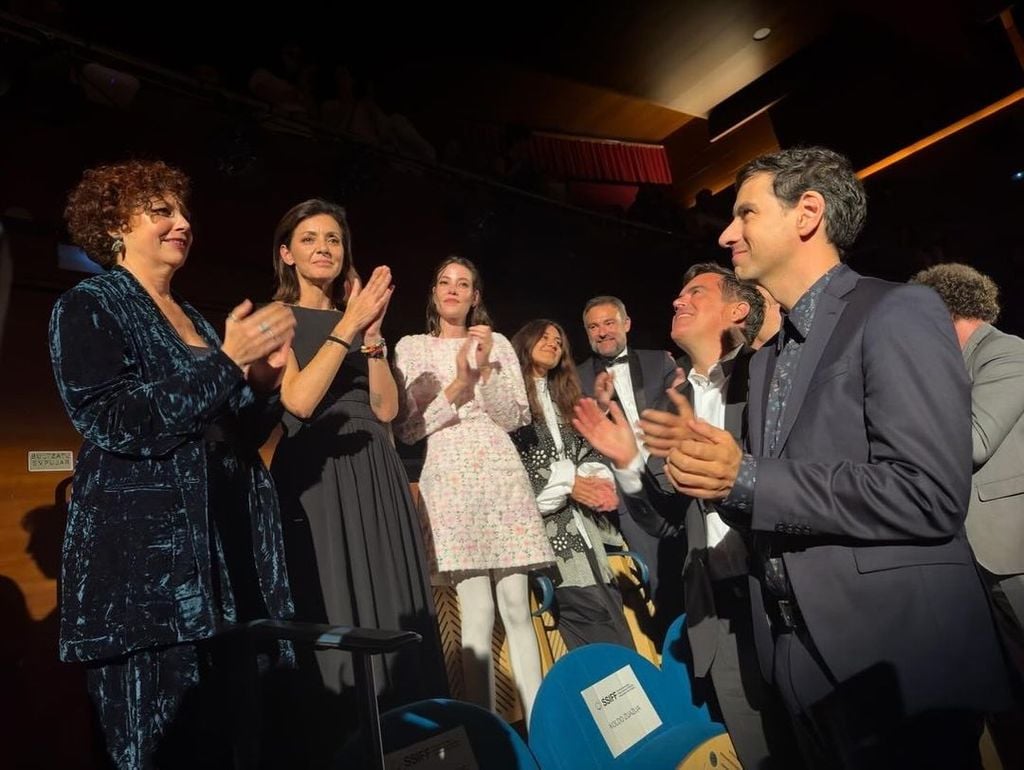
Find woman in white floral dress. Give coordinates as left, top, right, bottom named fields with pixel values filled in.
left=393, top=256, right=553, bottom=728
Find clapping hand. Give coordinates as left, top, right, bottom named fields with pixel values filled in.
left=570, top=475, right=619, bottom=512
left=593, top=371, right=616, bottom=413
left=222, top=300, right=296, bottom=370
left=572, top=398, right=640, bottom=470
left=663, top=419, right=743, bottom=499
left=221, top=300, right=296, bottom=393
left=639, top=387, right=702, bottom=458
left=467, top=325, right=493, bottom=369
left=359, top=266, right=394, bottom=340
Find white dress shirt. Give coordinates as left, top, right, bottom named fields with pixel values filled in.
left=534, top=377, right=612, bottom=547
left=607, top=347, right=648, bottom=461
left=613, top=346, right=748, bottom=580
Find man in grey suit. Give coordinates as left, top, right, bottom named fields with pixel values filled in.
left=575, top=264, right=798, bottom=769
left=662, top=147, right=1012, bottom=768
left=912, top=262, right=1024, bottom=768
left=576, top=295, right=680, bottom=639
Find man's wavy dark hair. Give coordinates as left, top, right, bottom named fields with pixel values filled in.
left=736, top=146, right=867, bottom=258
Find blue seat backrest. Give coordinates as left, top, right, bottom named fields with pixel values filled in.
left=528, top=643, right=722, bottom=769
left=365, top=698, right=540, bottom=770
left=659, top=613, right=717, bottom=726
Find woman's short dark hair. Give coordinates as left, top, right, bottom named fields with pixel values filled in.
left=511, top=319, right=583, bottom=422
left=425, top=256, right=493, bottom=335
left=272, top=198, right=354, bottom=307
left=64, top=160, right=190, bottom=269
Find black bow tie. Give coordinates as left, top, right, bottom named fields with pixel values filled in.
left=603, top=354, right=628, bottom=367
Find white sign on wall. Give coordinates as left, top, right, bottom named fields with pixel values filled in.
left=581, top=664, right=663, bottom=758
left=28, top=451, right=74, bottom=472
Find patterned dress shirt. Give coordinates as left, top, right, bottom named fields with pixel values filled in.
left=723, top=265, right=842, bottom=514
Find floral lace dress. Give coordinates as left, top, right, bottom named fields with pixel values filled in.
left=393, top=333, right=554, bottom=575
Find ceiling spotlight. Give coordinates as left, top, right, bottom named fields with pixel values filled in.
left=1012, top=170, right=1024, bottom=182
left=753, top=27, right=772, bottom=41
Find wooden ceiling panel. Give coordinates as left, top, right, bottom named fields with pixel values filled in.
left=404, top=61, right=697, bottom=143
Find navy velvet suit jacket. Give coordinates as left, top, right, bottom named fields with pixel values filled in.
left=49, top=267, right=293, bottom=662
left=737, top=264, right=1011, bottom=715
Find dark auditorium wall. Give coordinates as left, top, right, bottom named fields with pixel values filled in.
left=5, top=35, right=1021, bottom=765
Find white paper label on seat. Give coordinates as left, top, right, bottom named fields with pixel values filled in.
left=384, top=724, right=479, bottom=770
left=581, top=664, right=663, bottom=758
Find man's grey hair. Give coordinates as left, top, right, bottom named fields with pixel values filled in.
left=583, top=295, right=628, bottom=323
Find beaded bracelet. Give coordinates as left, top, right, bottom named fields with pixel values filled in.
left=361, top=338, right=387, bottom=359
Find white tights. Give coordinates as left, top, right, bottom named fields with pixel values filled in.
left=454, top=572, right=543, bottom=728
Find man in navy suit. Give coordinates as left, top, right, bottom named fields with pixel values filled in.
left=574, top=266, right=800, bottom=768
left=662, top=147, right=1013, bottom=768
left=576, top=295, right=679, bottom=640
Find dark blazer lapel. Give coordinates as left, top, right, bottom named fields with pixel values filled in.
left=117, top=268, right=193, bottom=357
left=771, top=266, right=856, bottom=458
left=628, top=349, right=647, bottom=413
left=181, top=300, right=219, bottom=349
left=723, top=347, right=751, bottom=441
left=748, top=346, right=773, bottom=456
left=576, top=358, right=598, bottom=396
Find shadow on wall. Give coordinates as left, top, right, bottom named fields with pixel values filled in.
left=0, top=476, right=106, bottom=769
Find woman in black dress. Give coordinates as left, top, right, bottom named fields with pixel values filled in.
left=268, top=199, right=446, bottom=707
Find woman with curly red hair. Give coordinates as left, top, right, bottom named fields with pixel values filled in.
left=50, top=159, right=296, bottom=768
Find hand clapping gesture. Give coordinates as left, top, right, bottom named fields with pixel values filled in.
left=638, top=388, right=703, bottom=457
left=570, top=475, right=619, bottom=512
left=640, top=389, right=742, bottom=499
left=336, top=265, right=394, bottom=341
left=222, top=299, right=296, bottom=369
left=572, top=397, right=640, bottom=470
left=467, top=325, right=493, bottom=369
left=593, top=371, right=616, bottom=414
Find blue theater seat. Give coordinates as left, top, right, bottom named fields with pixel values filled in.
left=348, top=698, right=541, bottom=770
left=528, top=642, right=723, bottom=769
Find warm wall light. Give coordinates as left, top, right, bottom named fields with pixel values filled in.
left=858, top=88, right=1024, bottom=180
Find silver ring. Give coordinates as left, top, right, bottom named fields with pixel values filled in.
left=258, top=321, right=271, bottom=334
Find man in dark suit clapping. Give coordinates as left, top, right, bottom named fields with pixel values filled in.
left=662, top=147, right=1013, bottom=768
left=576, top=295, right=679, bottom=641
